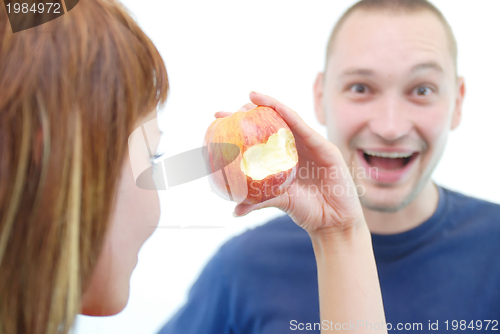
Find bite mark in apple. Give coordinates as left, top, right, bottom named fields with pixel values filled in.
left=240, top=128, right=298, bottom=181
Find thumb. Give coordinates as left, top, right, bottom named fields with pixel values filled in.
left=233, top=193, right=290, bottom=217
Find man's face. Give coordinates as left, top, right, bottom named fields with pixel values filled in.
left=314, top=10, right=465, bottom=212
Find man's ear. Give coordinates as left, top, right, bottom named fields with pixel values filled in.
left=313, top=72, right=326, bottom=125
left=451, top=76, right=465, bottom=130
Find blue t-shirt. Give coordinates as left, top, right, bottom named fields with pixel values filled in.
left=158, top=186, right=500, bottom=333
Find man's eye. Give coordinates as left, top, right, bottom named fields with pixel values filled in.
left=414, top=86, right=433, bottom=96
left=350, top=84, right=369, bottom=94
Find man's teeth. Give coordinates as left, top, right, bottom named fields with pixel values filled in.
left=363, top=150, right=413, bottom=159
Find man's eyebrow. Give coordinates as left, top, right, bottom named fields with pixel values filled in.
left=339, top=62, right=444, bottom=78
left=340, top=68, right=374, bottom=78
left=411, top=61, right=444, bottom=73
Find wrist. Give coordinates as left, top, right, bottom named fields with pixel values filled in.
left=308, top=218, right=372, bottom=256
left=308, top=214, right=369, bottom=240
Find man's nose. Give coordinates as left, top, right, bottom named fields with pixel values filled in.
left=368, top=96, right=413, bottom=141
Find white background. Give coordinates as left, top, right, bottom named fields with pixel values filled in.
left=74, top=1, right=500, bottom=333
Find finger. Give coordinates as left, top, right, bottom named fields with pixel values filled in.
left=214, top=111, right=233, bottom=118
left=249, top=91, right=333, bottom=158
left=233, top=194, right=290, bottom=217
left=238, top=103, right=257, bottom=112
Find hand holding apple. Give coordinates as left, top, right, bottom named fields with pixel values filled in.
left=229, top=92, right=366, bottom=235
left=205, top=105, right=299, bottom=204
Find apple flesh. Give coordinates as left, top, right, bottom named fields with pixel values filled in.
left=204, top=106, right=298, bottom=204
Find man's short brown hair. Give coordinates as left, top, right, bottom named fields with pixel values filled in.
left=325, top=0, right=458, bottom=75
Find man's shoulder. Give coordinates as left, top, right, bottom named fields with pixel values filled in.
left=442, top=186, right=500, bottom=231
left=444, top=186, right=500, bottom=208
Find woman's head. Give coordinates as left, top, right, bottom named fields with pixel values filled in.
left=0, top=1, right=168, bottom=333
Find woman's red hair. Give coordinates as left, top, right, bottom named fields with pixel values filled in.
left=0, top=1, right=169, bottom=333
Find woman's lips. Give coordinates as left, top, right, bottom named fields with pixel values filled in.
left=356, top=149, right=419, bottom=183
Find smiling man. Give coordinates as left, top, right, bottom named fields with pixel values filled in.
left=158, top=1, right=500, bottom=333
left=314, top=1, right=464, bottom=235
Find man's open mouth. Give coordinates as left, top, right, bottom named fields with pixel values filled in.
left=361, top=149, right=419, bottom=171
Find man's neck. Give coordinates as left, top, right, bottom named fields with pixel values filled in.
left=363, top=181, right=439, bottom=235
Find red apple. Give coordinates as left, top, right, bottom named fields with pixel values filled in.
left=204, top=105, right=298, bottom=204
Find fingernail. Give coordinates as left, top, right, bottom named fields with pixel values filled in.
left=232, top=211, right=238, bottom=217
left=250, top=91, right=260, bottom=95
